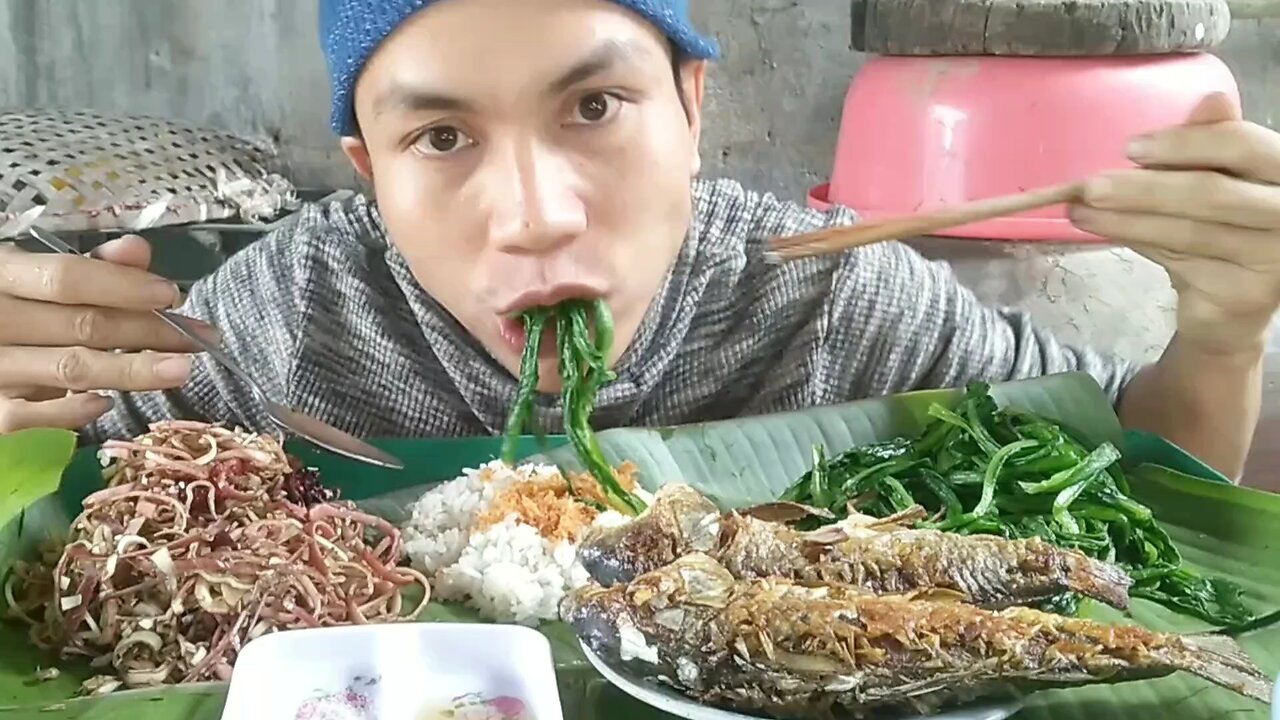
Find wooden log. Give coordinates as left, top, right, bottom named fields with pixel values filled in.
left=851, top=0, right=1233, bottom=56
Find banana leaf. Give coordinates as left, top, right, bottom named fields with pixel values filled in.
left=0, top=372, right=1276, bottom=719
left=535, top=372, right=1280, bottom=719
left=0, top=430, right=77, bottom=534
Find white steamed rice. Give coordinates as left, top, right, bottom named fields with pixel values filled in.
left=401, top=460, right=634, bottom=624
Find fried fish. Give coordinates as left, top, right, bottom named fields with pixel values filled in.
left=562, top=553, right=1272, bottom=719
left=578, top=484, right=1132, bottom=610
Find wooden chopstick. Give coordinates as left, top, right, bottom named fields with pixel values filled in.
left=766, top=182, right=1086, bottom=262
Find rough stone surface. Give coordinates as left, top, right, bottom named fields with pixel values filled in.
left=908, top=238, right=1178, bottom=364
left=2, top=1, right=1274, bottom=201
left=852, top=0, right=1233, bottom=56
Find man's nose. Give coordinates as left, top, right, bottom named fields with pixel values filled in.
left=485, top=138, right=588, bottom=254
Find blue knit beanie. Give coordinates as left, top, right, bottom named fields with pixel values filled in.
left=319, top=0, right=719, bottom=136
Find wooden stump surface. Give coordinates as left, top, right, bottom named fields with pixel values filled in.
left=851, top=0, right=1233, bottom=55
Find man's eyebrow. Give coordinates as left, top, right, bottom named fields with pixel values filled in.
left=372, top=83, right=474, bottom=117
left=546, top=39, right=651, bottom=96
left=371, top=39, right=654, bottom=115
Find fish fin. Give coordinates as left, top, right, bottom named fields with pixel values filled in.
left=872, top=504, right=930, bottom=527
left=797, top=504, right=929, bottom=546
left=840, top=504, right=929, bottom=531
left=900, top=588, right=970, bottom=604
left=872, top=587, right=971, bottom=605
left=1064, top=553, right=1133, bottom=610
left=861, top=665, right=993, bottom=700
left=1178, top=633, right=1273, bottom=704
left=739, top=502, right=835, bottom=524
left=798, top=526, right=850, bottom=545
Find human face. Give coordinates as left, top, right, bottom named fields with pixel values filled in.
left=343, top=0, right=706, bottom=392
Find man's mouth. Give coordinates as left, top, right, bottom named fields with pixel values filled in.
left=495, top=283, right=609, bottom=359
left=496, top=282, right=607, bottom=316
left=498, top=315, right=560, bottom=359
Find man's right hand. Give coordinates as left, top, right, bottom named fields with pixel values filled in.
left=0, top=235, right=218, bottom=434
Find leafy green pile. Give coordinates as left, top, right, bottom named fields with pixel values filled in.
left=500, top=299, right=645, bottom=515
left=780, top=382, right=1254, bottom=627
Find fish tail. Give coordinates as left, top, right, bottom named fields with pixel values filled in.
left=1175, top=633, right=1273, bottom=704
left=1064, top=554, right=1133, bottom=610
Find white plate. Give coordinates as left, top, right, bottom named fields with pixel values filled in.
left=581, top=641, right=1021, bottom=720
left=221, top=623, right=564, bottom=720
left=1272, top=672, right=1278, bottom=720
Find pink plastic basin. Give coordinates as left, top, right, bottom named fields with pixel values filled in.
left=813, top=54, right=1241, bottom=242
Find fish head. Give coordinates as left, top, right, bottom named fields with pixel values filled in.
left=562, top=553, right=737, bottom=669
left=561, top=582, right=678, bottom=670
left=561, top=583, right=631, bottom=657
left=577, top=484, right=722, bottom=586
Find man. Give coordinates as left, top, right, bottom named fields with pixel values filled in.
left=0, top=0, right=1277, bottom=481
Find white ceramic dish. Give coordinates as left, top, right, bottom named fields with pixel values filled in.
left=1272, top=672, right=1278, bottom=720
left=221, top=623, right=564, bottom=720
left=581, top=641, right=1021, bottom=720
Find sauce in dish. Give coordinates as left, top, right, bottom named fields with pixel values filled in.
left=420, top=693, right=532, bottom=720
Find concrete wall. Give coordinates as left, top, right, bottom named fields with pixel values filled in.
left=4, top=1, right=1277, bottom=200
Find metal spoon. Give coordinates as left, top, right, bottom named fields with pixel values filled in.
left=20, top=217, right=404, bottom=470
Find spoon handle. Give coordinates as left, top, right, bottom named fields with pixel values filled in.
left=153, top=310, right=267, bottom=403
left=27, top=227, right=258, bottom=395
left=24, top=221, right=404, bottom=470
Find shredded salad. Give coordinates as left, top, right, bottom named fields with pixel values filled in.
left=4, top=421, right=431, bottom=693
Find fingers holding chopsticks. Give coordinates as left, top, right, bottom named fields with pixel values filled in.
left=1066, top=92, right=1280, bottom=351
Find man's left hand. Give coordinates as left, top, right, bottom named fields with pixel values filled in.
left=1069, top=92, right=1280, bottom=355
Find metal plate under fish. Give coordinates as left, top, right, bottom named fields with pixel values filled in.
left=580, top=641, right=1021, bottom=720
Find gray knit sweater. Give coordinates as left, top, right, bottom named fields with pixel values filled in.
left=86, top=178, right=1135, bottom=443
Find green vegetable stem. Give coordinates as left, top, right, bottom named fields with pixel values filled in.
left=500, top=299, right=644, bottom=516
left=500, top=309, right=547, bottom=465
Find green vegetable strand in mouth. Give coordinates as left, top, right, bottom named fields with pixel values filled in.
left=501, top=298, right=645, bottom=516
left=501, top=309, right=548, bottom=465
left=781, top=382, right=1255, bottom=628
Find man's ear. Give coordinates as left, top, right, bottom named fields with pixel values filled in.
left=679, top=59, right=707, bottom=177
left=341, top=135, right=374, bottom=180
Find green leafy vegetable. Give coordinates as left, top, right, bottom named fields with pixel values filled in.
left=779, top=382, right=1255, bottom=628
left=501, top=299, right=644, bottom=515
left=500, top=309, right=548, bottom=465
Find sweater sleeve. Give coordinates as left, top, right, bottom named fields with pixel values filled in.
left=821, top=239, right=1140, bottom=403
left=81, top=215, right=317, bottom=443
left=728, top=182, right=1140, bottom=404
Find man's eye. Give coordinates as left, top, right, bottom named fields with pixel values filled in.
left=413, top=125, right=475, bottom=155
left=571, top=93, right=620, bottom=125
